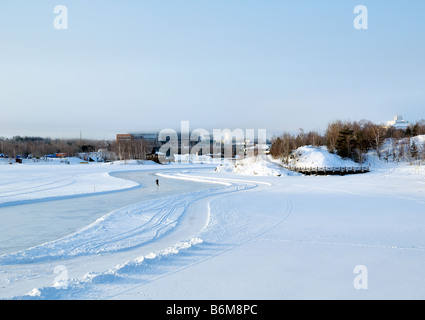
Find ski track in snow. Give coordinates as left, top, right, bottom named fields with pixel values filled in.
left=2, top=158, right=425, bottom=299
left=257, top=237, right=425, bottom=252
left=1, top=170, right=293, bottom=300
left=103, top=186, right=293, bottom=300
left=0, top=167, right=141, bottom=207
left=0, top=174, right=253, bottom=264
left=0, top=177, right=77, bottom=200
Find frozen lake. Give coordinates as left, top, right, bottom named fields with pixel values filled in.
left=1, top=158, right=425, bottom=300
left=0, top=169, right=219, bottom=255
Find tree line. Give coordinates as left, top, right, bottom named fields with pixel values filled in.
left=3, top=118, right=425, bottom=163
left=270, top=119, right=425, bottom=164
left=0, top=135, right=157, bottom=162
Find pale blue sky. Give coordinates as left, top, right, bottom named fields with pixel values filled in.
left=1, top=1, right=424, bottom=139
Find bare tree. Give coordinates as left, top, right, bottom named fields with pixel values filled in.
left=326, top=120, right=344, bottom=153
left=366, top=124, right=386, bottom=159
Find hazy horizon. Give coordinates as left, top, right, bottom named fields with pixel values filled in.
left=1, top=1, right=424, bottom=140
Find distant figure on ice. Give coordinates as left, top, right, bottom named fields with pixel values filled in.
left=156, top=179, right=159, bottom=187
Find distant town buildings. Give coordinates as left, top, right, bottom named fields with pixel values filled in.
left=116, top=133, right=158, bottom=146
left=116, top=131, right=270, bottom=163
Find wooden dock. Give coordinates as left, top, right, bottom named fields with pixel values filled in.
left=287, top=166, right=371, bottom=176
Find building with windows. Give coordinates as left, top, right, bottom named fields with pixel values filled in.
left=116, top=134, right=134, bottom=142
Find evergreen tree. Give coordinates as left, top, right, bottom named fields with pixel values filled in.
left=412, top=123, right=419, bottom=137
left=335, top=126, right=356, bottom=160
left=405, top=126, right=413, bottom=137
left=354, top=130, right=370, bottom=164
left=411, top=140, right=419, bottom=160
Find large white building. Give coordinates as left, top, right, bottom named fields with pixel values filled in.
left=386, top=115, right=412, bottom=130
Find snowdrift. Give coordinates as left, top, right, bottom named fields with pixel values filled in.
left=290, top=146, right=359, bottom=168
left=215, top=155, right=297, bottom=176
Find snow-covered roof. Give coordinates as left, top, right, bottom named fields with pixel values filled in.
left=386, top=115, right=411, bottom=130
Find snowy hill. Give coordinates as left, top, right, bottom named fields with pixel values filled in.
left=215, top=146, right=363, bottom=176
left=289, top=146, right=359, bottom=168
left=379, top=135, right=425, bottom=163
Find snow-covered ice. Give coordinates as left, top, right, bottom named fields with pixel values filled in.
left=0, top=153, right=425, bottom=300
left=0, top=158, right=154, bottom=206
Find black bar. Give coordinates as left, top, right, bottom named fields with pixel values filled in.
left=1, top=299, right=414, bottom=318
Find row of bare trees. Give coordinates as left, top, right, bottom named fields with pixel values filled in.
left=0, top=136, right=104, bottom=158
left=114, top=140, right=151, bottom=161
left=270, top=131, right=325, bottom=165
left=270, top=119, right=425, bottom=164
left=0, top=135, right=157, bottom=162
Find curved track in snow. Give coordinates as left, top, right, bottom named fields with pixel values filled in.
left=0, top=169, right=294, bottom=300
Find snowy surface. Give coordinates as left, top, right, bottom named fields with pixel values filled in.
left=215, top=155, right=298, bottom=176
left=0, top=154, right=425, bottom=300
left=289, top=146, right=359, bottom=168
left=0, top=158, right=141, bottom=205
